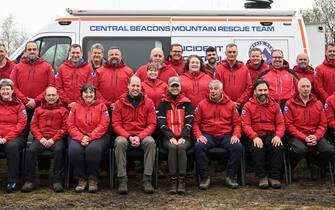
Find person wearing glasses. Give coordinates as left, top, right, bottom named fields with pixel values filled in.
left=165, top=43, right=185, bottom=75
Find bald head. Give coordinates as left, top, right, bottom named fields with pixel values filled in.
left=45, top=86, right=59, bottom=105
left=296, top=53, right=309, bottom=69
left=150, top=47, right=164, bottom=65
left=298, top=77, right=312, bottom=98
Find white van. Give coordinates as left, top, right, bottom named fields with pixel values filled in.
left=10, top=8, right=310, bottom=72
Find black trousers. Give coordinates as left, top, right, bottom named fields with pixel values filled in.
left=289, top=137, right=335, bottom=169
left=250, top=134, right=284, bottom=179
left=24, top=139, right=65, bottom=183
left=68, top=135, right=110, bottom=179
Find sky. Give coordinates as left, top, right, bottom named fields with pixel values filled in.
left=2, top=0, right=315, bottom=36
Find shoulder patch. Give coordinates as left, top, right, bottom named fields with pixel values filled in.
left=283, top=106, right=289, bottom=113
left=194, top=107, right=199, bottom=113
left=324, top=103, right=329, bottom=111
left=105, top=111, right=110, bottom=117
left=241, top=109, right=247, bottom=116
left=22, top=109, right=27, bottom=116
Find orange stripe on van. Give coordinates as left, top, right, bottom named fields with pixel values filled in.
left=173, top=18, right=228, bottom=21
left=228, top=18, right=292, bottom=22
left=56, top=18, right=80, bottom=21
left=56, top=17, right=170, bottom=22
left=298, top=18, right=308, bottom=54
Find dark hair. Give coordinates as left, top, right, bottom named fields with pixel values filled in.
left=70, top=44, right=82, bottom=52
left=271, top=49, right=283, bottom=57
left=25, top=41, right=38, bottom=51
left=253, top=79, right=269, bottom=91
left=184, top=54, right=205, bottom=72
left=170, top=43, right=183, bottom=51
left=147, top=62, right=159, bottom=71
left=249, top=47, right=262, bottom=56
left=80, top=83, right=96, bottom=97
left=326, top=43, right=335, bottom=51
left=206, top=46, right=217, bottom=54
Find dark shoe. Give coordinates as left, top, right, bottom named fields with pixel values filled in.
left=53, top=182, right=63, bottom=193
left=118, top=181, right=128, bottom=194
left=88, top=176, right=98, bottom=193
left=269, top=178, right=281, bottom=189
left=258, top=177, right=269, bottom=189
left=310, top=164, right=321, bottom=180
left=21, top=181, right=35, bottom=193
left=75, top=178, right=87, bottom=193
left=177, top=176, right=186, bottom=194
left=143, top=180, right=154, bottom=194
left=225, top=177, right=239, bottom=189
left=199, top=177, right=210, bottom=190
left=168, top=177, right=177, bottom=194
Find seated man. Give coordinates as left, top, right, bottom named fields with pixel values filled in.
left=22, top=87, right=68, bottom=192
left=112, top=76, right=157, bottom=194
left=284, top=78, right=335, bottom=180
left=193, top=80, right=243, bottom=190
left=241, top=79, right=285, bottom=189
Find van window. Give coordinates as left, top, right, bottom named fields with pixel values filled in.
left=83, top=37, right=170, bottom=71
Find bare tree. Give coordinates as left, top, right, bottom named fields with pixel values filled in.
left=301, top=0, right=335, bottom=43
left=0, top=14, right=29, bottom=55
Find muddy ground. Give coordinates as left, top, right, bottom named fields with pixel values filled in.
left=0, top=162, right=335, bottom=209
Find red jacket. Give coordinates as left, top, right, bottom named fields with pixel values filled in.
left=260, top=62, right=298, bottom=101
left=10, top=57, right=55, bottom=104
left=180, top=71, right=212, bottom=108
left=193, top=94, right=241, bottom=139
left=315, top=59, right=335, bottom=102
left=325, top=94, right=335, bottom=130
left=245, top=59, right=268, bottom=84
left=112, top=93, right=156, bottom=140
left=142, top=79, right=167, bottom=109
left=293, top=65, right=316, bottom=94
left=0, top=58, right=15, bottom=79
left=284, top=93, right=326, bottom=141
left=30, top=100, right=68, bottom=142
left=0, top=95, right=27, bottom=140
left=136, top=63, right=178, bottom=83
left=204, top=63, right=217, bottom=79
left=215, top=60, right=252, bottom=104
left=157, top=94, right=194, bottom=139
left=96, top=61, right=133, bottom=107
left=241, top=96, right=285, bottom=140
left=165, top=56, right=185, bottom=75
left=56, top=60, right=93, bottom=106
left=67, top=99, right=109, bottom=142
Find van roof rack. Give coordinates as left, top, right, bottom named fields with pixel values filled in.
left=66, top=8, right=296, bottom=17
left=244, top=0, right=274, bottom=9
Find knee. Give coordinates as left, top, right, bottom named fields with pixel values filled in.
left=195, top=141, right=206, bottom=151
left=166, top=142, right=177, bottom=151
left=291, top=145, right=307, bottom=157
left=86, top=145, right=102, bottom=156
left=114, top=136, right=128, bottom=149
left=142, top=137, right=156, bottom=148
left=5, top=141, right=20, bottom=153
left=230, top=142, right=243, bottom=153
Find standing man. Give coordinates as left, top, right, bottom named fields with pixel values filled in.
left=204, top=46, right=219, bottom=79
left=246, top=48, right=268, bottom=83
left=215, top=43, right=252, bottom=109
left=241, top=80, right=285, bottom=189
left=56, top=44, right=93, bottom=110
left=284, top=78, right=335, bottom=179
left=89, top=43, right=105, bottom=87
left=112, top=76, right=157, bottom=194
left=0, top=43, right=15, bottom=79
left=96, top=46, right=133, bottom=109
left=193, top=80, right=243, bottom=190
left=315, top=43, right=335, bottom=103
left=136, top=47, right=178, bottom=83
left=293, top=53, right=316, bottom=94
left=21, top=87, right=68, bottom=193
left=165, top=43, right=185, bottom=75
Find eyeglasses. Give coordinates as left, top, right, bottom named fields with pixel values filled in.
left=272, top=56, right=283, bottom=59
left=169, top=84, right=180, bottom=87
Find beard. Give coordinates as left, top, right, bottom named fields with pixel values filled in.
left=256, top=94, right=267, bottom=103
left=109, top=58, right=120, bottom=67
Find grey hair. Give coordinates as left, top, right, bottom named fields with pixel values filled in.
left=298, top=77, right=311, bottom=88
left=209, top=79, right=223, bottom=90
left=0, top=79, right=14, bottom=89
left=90, top=43, right=104, bottom=53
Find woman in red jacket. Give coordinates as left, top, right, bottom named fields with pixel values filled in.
left=67, top=83, right=110, bottom=193
left=0, top=79, right=27, bottom=193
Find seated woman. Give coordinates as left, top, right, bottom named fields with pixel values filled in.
left=157, top=76, right=194, bottom=194
left=67, top=83, right=110, bottom=193
left=0, top=79, right=27, bottom=193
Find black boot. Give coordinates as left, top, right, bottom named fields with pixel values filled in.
left=177, top=176, right=186, bottom=194
left=168, top=176, right=177, bottom=194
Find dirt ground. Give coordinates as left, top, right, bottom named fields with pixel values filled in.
left=0, top=165, right=335, bottom=210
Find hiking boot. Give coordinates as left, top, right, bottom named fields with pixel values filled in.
left=53, top=182, right=63, bottom=193
left=75, top=178, right=87, bottom=193
left=21, top=181, right=35, bottom=193
left=88, top=176, right=98, bottom=193
left=143, top=180, right=154, bottom=194
left=177, top=176, right=186, bottom=194
left=168, top=177, right=177, bottom=194
left=118, top=181, right=128, bottom=194
left=258, top=177, right=269, bottom=189
left=225, top=177, right=239, bottom=189
left=269, top=178, right=281, bottom=189
left=199, top=177, right=210, bottom=190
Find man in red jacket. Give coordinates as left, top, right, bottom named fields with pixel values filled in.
left=193, top=80, right=243, bottom=190
left=246, top=48, right=268, bottom=84
left=56, top=44, right=93, bottom=109
left=284, top=78, right=335, bottom=180
left=204, top=46, right=219, bottom=79
left=89, top=43, right=105, bottom=87
left=112, top=76, right=157, bottom=194
left=315, top=43, right=335, bottom=103
left=241, top=79, right=284, bottom=189
left=165, top=43, right=185, bottom=75
left=0, top=43, right=15, bottom=80
left=21, top=87, right=68, bottom=193
left=136, top=47, right=178, bottom=83
left=293, top=53, right=316, bottom=94
left=96, top=46, right=133, bottom=109
left=215, top=43, right=252, bottom=109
